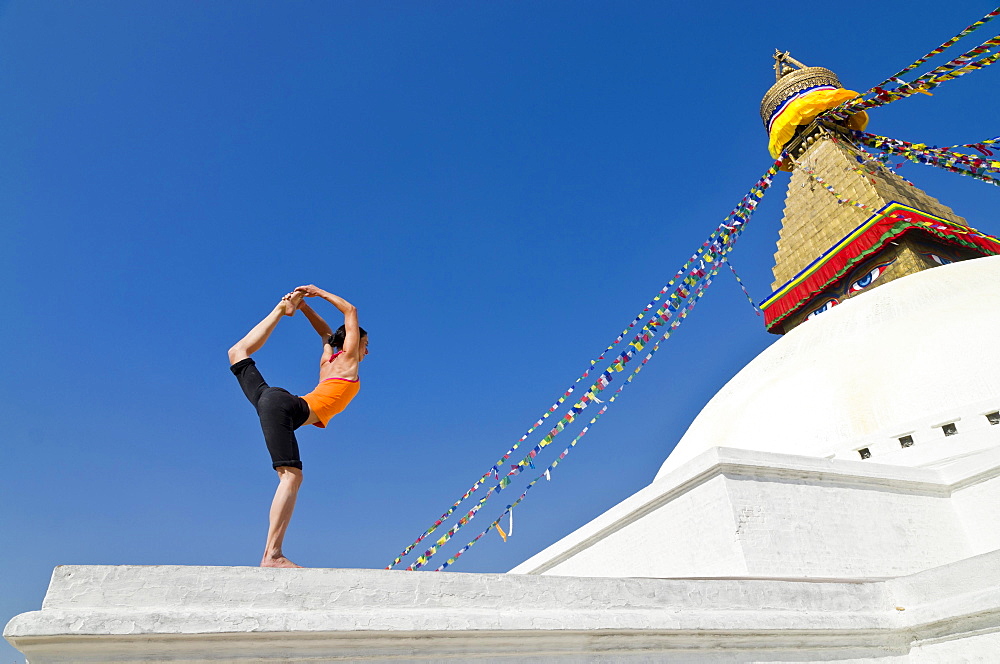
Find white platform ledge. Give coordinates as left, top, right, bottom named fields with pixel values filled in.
left=6, top=550, right=1000, bottom=662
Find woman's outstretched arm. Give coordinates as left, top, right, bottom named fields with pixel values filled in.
left=297, top=301, right=333, bottom=340
left=227, top=292, right=302, bottom=364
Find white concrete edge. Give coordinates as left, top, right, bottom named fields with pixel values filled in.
left=5, top=606, right=895, bottom=638
left=5, top=628, right=915, bottom=663
left=509, top=446, right=999, bottom=575
left=7, top=553, right=1000, bottom=652
left=25, top=563, right=884, bottom=612
left=935, top=446, right=1000, bottom=490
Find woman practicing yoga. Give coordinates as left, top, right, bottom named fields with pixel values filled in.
left=228, top=285, right=368, bottom=568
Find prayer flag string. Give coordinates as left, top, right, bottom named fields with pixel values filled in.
left=396, top=159, right=784, bottom=571
left=385, top=161, right=783, bottom=570
left=851, top=131, right=1000, bottom=187
left=829, top=133, right=923, bottom=190
left=794, top=160, right=873, bottom=211
left=822, top=31, right=1000, bottom=121
left=724, top=259, right=761, bottom=316
left=864, top=7, right=1000, bottom=95
left=941, top=135, right=1000, bottom=155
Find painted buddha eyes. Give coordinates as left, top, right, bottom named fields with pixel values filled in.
left=805, top=258, right=896, bottom=321
left=806, top=298, right=839, bottom=319
left=850, top=260, right=894, bottom=292
left=924, top=253, right=953, bottom=265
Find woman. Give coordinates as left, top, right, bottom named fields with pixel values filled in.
left=228, top=285, right=368, bottom=568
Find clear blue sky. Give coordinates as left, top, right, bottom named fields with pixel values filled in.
left=2, top=2, right=998, bottom=658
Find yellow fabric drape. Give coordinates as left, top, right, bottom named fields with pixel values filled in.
left=767, top=88, right=869, bottom=158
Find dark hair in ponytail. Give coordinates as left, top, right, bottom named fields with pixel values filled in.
left=328, top=324, right=368, bottom=351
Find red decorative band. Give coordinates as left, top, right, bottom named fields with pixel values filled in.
left=760, top=202, right=1000, bottom=331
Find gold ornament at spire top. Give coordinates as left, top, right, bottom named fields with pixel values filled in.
left=773, top=50, right=809, bottom=82
left=760, top=53, right=843, bottom=129
left=759, top=51, right=869, bottom=159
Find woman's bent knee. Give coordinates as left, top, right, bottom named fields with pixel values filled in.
left=228, top=345, right=249, bottom=365
left=275, top=466, right=303, bottom=486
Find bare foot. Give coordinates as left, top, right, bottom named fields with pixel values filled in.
left=281, top=291, right=305, bottom=316
left=260, top=555, right=304, bottom=568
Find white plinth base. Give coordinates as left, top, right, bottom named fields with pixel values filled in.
left=6, top=550, right=1000, bottom=662
left=512, top=446, right=1000, bottom=579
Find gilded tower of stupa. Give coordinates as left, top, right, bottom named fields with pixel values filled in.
left=758, top=52, right=992, bottom=333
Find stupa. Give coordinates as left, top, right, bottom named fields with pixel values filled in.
left=7, top=54, right=1000, bottom=662
left=510, top=55, right=1000, bottom=660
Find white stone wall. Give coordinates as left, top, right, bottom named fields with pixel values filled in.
left=951, top=469, right=1000, bottom=556
left=725, top=472, right=969, bottom=577
left=513, top=447, right=997, bottom=579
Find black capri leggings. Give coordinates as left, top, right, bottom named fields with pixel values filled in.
left=230, top=358, right=311, bottom=470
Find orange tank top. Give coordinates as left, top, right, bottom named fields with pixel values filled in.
left=300, top=377, right=360, bottom=428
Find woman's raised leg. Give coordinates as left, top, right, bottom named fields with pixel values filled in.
left=228, top=292, right=304, bottom=364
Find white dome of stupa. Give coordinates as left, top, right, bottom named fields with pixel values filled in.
left=656, top=254, right=1000, bottom=479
